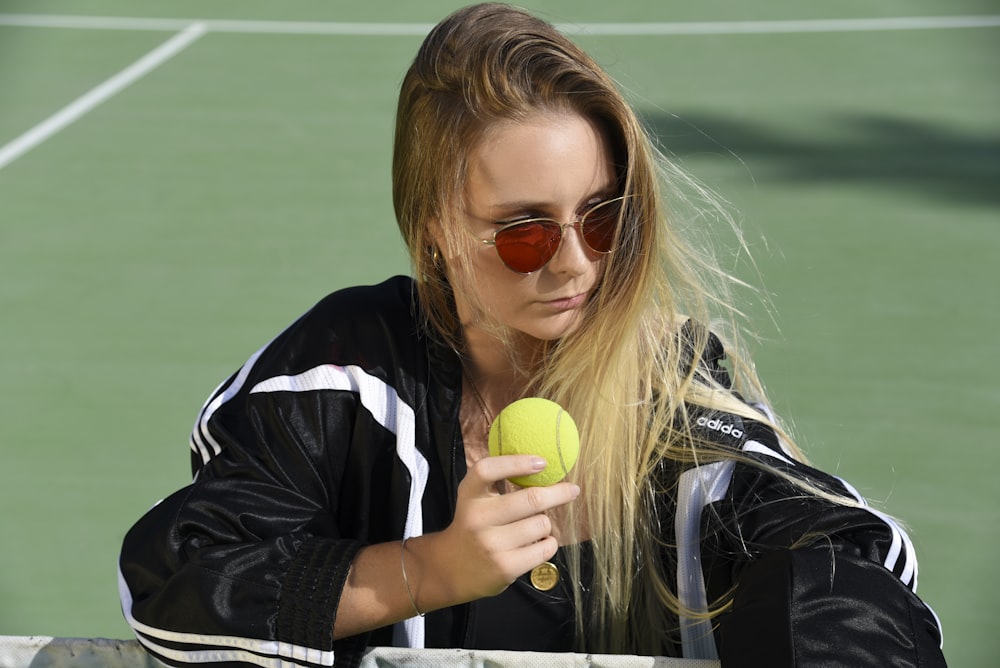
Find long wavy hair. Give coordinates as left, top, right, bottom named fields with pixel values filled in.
left=393, top=2, right=806, bottom=654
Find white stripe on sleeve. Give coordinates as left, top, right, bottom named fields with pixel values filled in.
left=675, top=460, right=736, bottom=660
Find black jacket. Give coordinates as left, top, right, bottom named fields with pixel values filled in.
left=118, top=275, right=945, bottom=667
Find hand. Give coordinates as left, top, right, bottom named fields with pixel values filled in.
left=332, top=455, right=580, bottom=638
left=419, top=454, right=581, bottom=605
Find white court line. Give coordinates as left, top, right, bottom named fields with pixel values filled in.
left=568, top=15, right=1000, bottom=35
left=0, top=22, right=206, bottom=172
left=0, top=13, right=998, bottom=35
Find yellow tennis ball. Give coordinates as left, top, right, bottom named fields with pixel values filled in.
left=488, top=398, right=579, bottom=487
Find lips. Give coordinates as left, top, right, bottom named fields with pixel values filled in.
left=542, top=292, right=587, bottom=310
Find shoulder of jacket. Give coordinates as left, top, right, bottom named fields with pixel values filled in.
left=310, top=275, right=417, bottom=324
left=220, top=276, right=425, bottom=400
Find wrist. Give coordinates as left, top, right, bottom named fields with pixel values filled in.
left=398, top=532, right=468, bottom=615
left=400, top=537, right=424, bottom=617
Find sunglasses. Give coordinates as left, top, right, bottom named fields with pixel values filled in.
left=478, top=196, right=628, bottom=274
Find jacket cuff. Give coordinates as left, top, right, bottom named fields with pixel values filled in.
left=277, top=536, right=367, bottom=665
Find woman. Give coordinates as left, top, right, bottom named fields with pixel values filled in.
left=118, top=4, right=946, bottom=666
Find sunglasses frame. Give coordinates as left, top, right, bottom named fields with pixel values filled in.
left=478, top=195, right=629, bottom=274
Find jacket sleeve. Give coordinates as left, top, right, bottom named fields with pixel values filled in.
left=119, top=378, right=378, bottom=668
left=117, top=302, right=417, bottom=668
left=716, top=545, right=945, bottom=666
left=704, top=422, right=947, bottom=667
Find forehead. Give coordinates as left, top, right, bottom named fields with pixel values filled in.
left=465, top=112, right=615, bottom=211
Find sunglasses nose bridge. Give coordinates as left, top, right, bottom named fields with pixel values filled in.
left=563, top=210, right=587, bottom=230
left=532, top=208, right=599, bottom=262
left=547, top=210, right=586, bottom=239
left=547, top=216, right=593, bottom=263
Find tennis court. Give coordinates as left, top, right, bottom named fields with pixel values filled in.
left=1, top=1, right=997, bottom=665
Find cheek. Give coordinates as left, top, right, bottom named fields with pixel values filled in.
left=447, top=241, right=510, bottom=315
left=472, top=259, right=535, bottom=320
left=471, top=252, right=521, bottom=305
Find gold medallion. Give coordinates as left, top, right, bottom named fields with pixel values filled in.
left=530, top=561, right=560, bottom=591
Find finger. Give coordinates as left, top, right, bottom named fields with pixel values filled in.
left=466, top=454, right=547, bottom=489
left=496, top=535, right=561, bottom=584
left=484, top=482, right=581, bottom=527
left=483, top=512, right=555, bottom=553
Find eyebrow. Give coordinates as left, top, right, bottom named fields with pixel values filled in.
left=482, top=183, right=619, bottom=220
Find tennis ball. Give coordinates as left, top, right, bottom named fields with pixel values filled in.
left=488, top=398, right=579, bottom=487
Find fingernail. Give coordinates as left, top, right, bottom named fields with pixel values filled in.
left=570, top=484, right=581, bottom=498
left=531, top=457, right=547, bottom=470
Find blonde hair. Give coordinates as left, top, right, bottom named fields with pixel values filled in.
left=393, top=2, right=809, bottom=654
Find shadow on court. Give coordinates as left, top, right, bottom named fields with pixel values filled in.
left=642, top=111, right=1000, bottom=208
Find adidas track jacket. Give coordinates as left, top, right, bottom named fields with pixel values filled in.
left=118, top=275, right=945, bottom=667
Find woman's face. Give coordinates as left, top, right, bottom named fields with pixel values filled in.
left=443, top=111, right=617, bottom=343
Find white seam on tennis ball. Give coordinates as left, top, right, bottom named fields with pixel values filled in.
left=496, top=417, right=503, bottom=455
left=556, top=409, right=567, bottom=474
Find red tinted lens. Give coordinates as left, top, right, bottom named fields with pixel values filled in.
left=580, top=199, right=622, bottom=253
left=494, top=221, right=562, bottom=273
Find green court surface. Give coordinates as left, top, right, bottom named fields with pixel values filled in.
left=1, top=1, right=997, bottom=665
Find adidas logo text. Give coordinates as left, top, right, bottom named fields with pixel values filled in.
left=696, top=416, right=744, bottom=439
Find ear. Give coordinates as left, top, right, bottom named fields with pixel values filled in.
left=427, top=217, right=444, bottom=251
left=428, top=217, right=460, bottom=262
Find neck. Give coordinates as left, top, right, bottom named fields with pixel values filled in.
left=460, top=324, right=535, bottom=408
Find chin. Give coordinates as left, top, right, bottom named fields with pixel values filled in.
left=518, top=313, right=584, bottom=342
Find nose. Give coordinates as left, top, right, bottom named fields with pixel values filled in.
left=546, top=219, right=593, bottom=274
